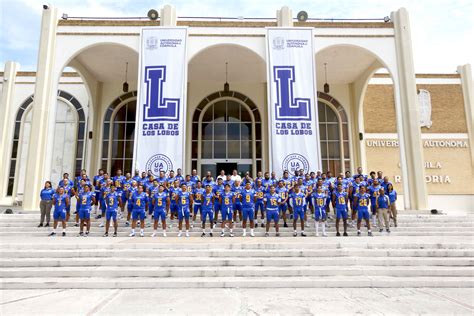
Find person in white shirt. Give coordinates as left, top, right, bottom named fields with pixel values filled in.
left=230, top=169, right=242, bottom=182
left=217, top=170, right=226, bottom=181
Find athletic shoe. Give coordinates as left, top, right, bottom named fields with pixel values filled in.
left=379, top=229, right=383, bottom=233
left=178, top=231, right=182, bottom=237
left=137, top=221, right=140, bottom=226
left=185, top=232, right=190, bottom=237
left=99, top=222, right=104, bottom=228
left=293, top=232, right=297, bottom=237
left=230, top=233, right=234, bottom=237
left=301, top=232, right=307, bottom=237
left=386, top=229, right=391, bottom=233
left=37, top=223, right=43, bottom=228
left=163, top=232, right=167, bottom=237
left=201, top=232, right=206, bottom=237
left=265, top=232, right=269, bottom=237
left=283, top=222, right=288, bottom=228
left=336, top=232, right=341, bottom=237
left=250, top=232, right=255, bottom=237
left=209, top=232, right=213, bottom=237
left=140, top=231, right=144, bottom=237
left=357, top=231, right=361, bottom=236
left=316, top=233, right=320, bottom=237
left=368, top=231, right=373, bottom=237
left=85, top=231, right=89, bottom=237
left=44, top=223, right=49, bottom=227
left=151, top=232, right=156, bottom=237
left=322, top=233, right=328, bottom=237
left=261, top=223, right=264, bottom=227
left=97, top=215, right=102, bottom=219
left=79, top=232, right=83, bottom=237
left=74, top=223, right=79, bottom=227
left=62, top=232, right=66, bottom=237
left=242, top=231, right=247, bottom=237
left=48, top=232, right=56, bottom=237
left=103, top=233, right=108, bottom=237
left=220, top=232, right=225, bottom=237
left=343, top=232, right=348, bottom=237
left=276, top=232, right=280, bottom=237
left=113, top=232, right=117, bottom=237
left=129, top=232, right=135, bottom=237
left=125, top=221, right=130, bottom=227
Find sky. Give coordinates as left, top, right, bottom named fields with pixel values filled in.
left=0, top=0, right=472, bottom=73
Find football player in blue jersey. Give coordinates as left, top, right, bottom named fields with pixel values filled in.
left=126, top=180, right=138, bottom=226
left=169, top=180, right=181, bottom=221
left=219, top=184, right=235, bottom=237
left=254, top=179, right=266, bottom=228
left=240, top=181, right=256, bottom=237
left=290, top=184, right=310, bottom=237
left=176, top=183, right=193, bottom=237
left=129, top=184, right=148, bottom=237
left=212, top=178, right=225, bottom=228
left=77, top=184, right=95, bottom=237
left=93, top=169, right=105, bottom=216
left=333, top=183, right=349, bottom=236
left=353, top=185, right=372, bottom=236
left=232, top=180, right=243, bottom=224
left=276, top=180, right=289, bottom=227
left=152, top=184, right=169, bottom=237
left=192, top=181, right=205, bottom=228
left=312, top=185, right=328, bottom=237
left=264, top=185, right=282, bottom=237
left=201, top=185, right=215, bottom=237
left=368, top=178, right=382, bottom=227
left=103, top=185, right=122, bottom=237
left=175, top=168, right=185, bottom=184
left=349, top=176, right=362, bottom=227
left=190, top=169, right=200, bottom=184
left=49, top=187, right=69, bottom=237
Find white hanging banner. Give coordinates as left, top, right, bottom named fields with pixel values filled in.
left=266, top=28, right=321, bottom=176
left=134, top=27, right=188, bottom=176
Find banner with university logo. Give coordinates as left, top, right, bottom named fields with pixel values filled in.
left=266, top=28, right=321, bottom=176
left=133, top=27, right=188, bottom=176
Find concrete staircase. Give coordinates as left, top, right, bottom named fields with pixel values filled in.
left=0, top=211, right=473, bottom=289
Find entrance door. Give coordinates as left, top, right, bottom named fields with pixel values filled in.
left=216, top=163, right=237, bottom=176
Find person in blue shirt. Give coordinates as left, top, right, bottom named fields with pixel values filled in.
left=93, top=169, right=105, bottom=216
left=39, top=181, right=55, bottom=228
left=121, top=173, right=132, bottom=214
left=353, top=185, right=373, bottom=236
left=212, top=178, right=225, bottom=227
left=126, top=181, right=138, bottom=226
left=219, top=184, right=235, bottom=237
left=264, top=185, right=282, bottom=237
left=368, top=179, right=382, bottom=227
left=376, top=187, right=391, bottom=233
left=290, top=184, right=310, bottom=237
left=254, top=179, right=266, bottom=228
left=332, top=183, right=349, bottom=236
left=176, top=184, right=193, bottom=237
left=104, top=185, right=122, bottom=237
left=240, top=182, right=256, bottom=237
left=312, top=185, right=328, bottom=237
left=192, top=181, right=205, bottom=228
left=77, top=184, right=95, bottom=237
left=49, top=186, right=69, bottom=237
left=201, top=185, right=215, bottom=237
left=276, top=180, right=289, bottom=228
left=129, top=184, right=148, bottom=237
left=386, top=183, right=398, bottom=227
left=169, top=180, right=181, bottom=221
left=232, top=180, right=243, bottom=224
left=152, top=184, right=170, bottom=237
left=59, top=173, right=74, bottom=190
left=190, top=169, right=200, bottom=184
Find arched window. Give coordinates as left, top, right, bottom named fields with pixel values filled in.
left=192, top=91, right=262, bottom=177
left=8, top=91, right=86, bottom=196
left=101, top=91, right=137, bottom=174
left=317, top=92, right=350, bottom=175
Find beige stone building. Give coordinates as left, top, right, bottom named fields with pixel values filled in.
left=0, top=5, right=472, bottom=212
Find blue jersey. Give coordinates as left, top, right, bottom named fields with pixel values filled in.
left=262, top=179, right=273, bottom=192
left=128, top=187, right=137, bottom=201
left=291, top=191, right=306, bottom=210
left=255, top=186, right=266, bottom=202
left=185, top=181, right=195, bottom=193
left=177, top=191, right=191, bottom=207
left=113, top=176, right=126, bottom=192
left=78, top=191, right=94, bottom=210
left=59, top=179, right=74, bottom=189
left=276, top=186, right=288, bottom=202
left=312, top=192, right=327, bottom=209
left=193, top=188, right=205, bottom=205
left=53, top=193, right=68, bottom=211
left=105, top=192, right=120, bottom=210
left=265, top=193, right=281, bottom=211
left=202, top=192, right=214, bottom=210
left=153, top=191, right=168, bottom=211
left=213, top=185, right=224, bottom=203
left=122, top=179, right=132, bottom=193
left=241, top=189, right=255, bottom=208
left=202, top=179, right=215, bottom=187
left=387, top=190, right=397, bottom=203
left=40, top=188, right=55, bottom=201
left=377, top=195, right=390, bottom=209
left=93, top=175, right=103, bottom=191
left=232, top=185, right=242, bottom=205
left=355, top=193, right=370, bottom=210
left=334, top=191, right=348, bottom=210
left=169, top=187, right=181, bottom=205
left=131, top=192, right=148, bottom=210
left=190, top=175, right=200, bottom=183
left=368, top=185, right=381, bottom=204
left=220, top=191, right=234, bottom=207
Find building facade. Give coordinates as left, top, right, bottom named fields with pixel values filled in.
left=0, top=5, right=472, bottom=211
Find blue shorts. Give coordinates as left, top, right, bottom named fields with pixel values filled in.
left=336, top=208, right=348, bottom=219
left=358, top=208, right=370, bottom=220
left=255, top=201, right=264, bottom=213
left=121, top=192, right=128, bottom=203
left=315, top=208, right=326, bottom=221
left=66, top=205, right=71, bottom=213
left=100, top=199, right=106, bottom=212
left=202, top=209, right=214, bottom=222
left=53, top=208, right=66, bottom=221
left=132, top=209, right=146, bottom=220
left=234, top=203, right=242, bottom=212
left=106, top=209, right=117, bottom=221
left=279, top=204, right=288, bottom=212
left=242, top=207, right=254, bottom=221
left=79, top=208, right=91, bottom=220
left=95, top=191, right=101, bottom=201
left=266, top=209, right=279, bottom=222
left=293, top=208, right=305, bottom=220
left=154, top=209, right=166, bottom=221
left=194, top=204, right=202, bottom=215
left=221, top=206, right=233, bottom=221
left=178, top=206, right=190, bottom=220
left=127, top=201, right=133, bottom=212
left=214, top=203, right=221, bottom=213
left=170, top=203, right=178, bottom=214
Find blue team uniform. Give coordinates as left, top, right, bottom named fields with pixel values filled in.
left=153, top=191, right=168, bottom=221
left=201, top=192, right=215, bottom=223
left=220, top=191, right=234, bottom=221
left=127, top=187, right=137, bottom=213
left=53, top=193, right=68, bottom=221
left=78, top=191, right=94, bottom=220
left=93, top=175, right=104, bottom=200
left=193, top=187, right=205, bottom=216
left=265, top=193, right=281, bottom=222
left=169, top=186, right=181, bottom=215
left=356, top=192, right=371, bottom=220
left=276, top=187, right=288, bottom=212
left=131, top=192, right=148, bottom=220
left=334, top=191, right=349, bottom=219
left=232, top=185, right=242, bottom=212
left=291, top=191, right=306, bottom=220
left=241, top=189, right=255, bottom=221
left=368, top=185, right=381, bottom=214
left=213, top=184, right=224, bottom=214
left=177, top=190, right=191, bottom=220
left=105, top=192, right=120, bottom=221
left=254, top=186, right=265, bottom=214
left=312, top=192, right=327, bottom=221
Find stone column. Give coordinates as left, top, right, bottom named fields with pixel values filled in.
left=391, top=8, right=428, bottom=210
left=0, top=61, right=20, bottom=203
left=160, top=5, right=177, bottom=26
left=22, top=6, right=58, bottom=210
left=277, top=6, right=293, bottom=27
left=457, top=64, right=474, bottom=168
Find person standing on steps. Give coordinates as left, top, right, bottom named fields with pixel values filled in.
left=49, top=186, right=69, bottom=237
left=333, top=183, right=349, bottom=236
left=38, top=181, right=54, bottom=228
left=354, top=185, right=373, bottom=236
left=376, top=187, right=391, bottom=234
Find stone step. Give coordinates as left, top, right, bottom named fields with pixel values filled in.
left=1, top=256, right=471, bottom=268
left=1, top=266, right=472, bottom=278
left=1, top=276, right=472, bottom=289
left=2, top=249, right=472, bottom=258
